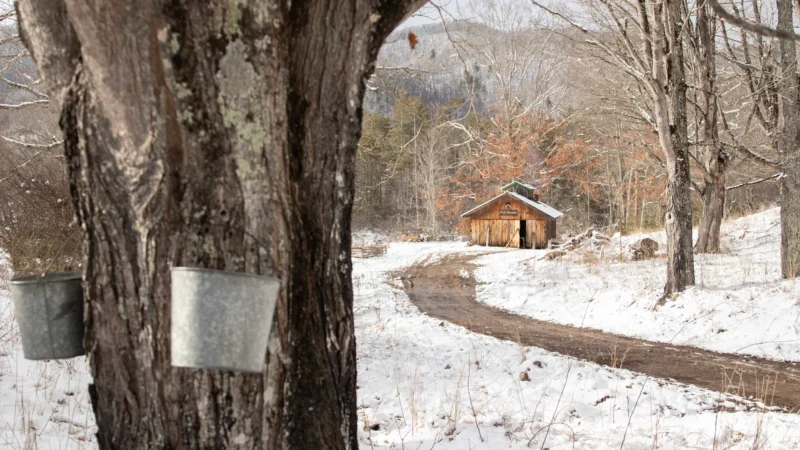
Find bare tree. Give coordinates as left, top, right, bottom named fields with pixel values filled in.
left=711, top=0, right=800, bottom=277
left=458, top=0, right=566, bottom=138
left=689, top=0, right=728, bottom=253
left=16, top=0, right=426, bottom=448
left=776, top=0, right=800, bottom=277
left=533, top=0, right=695, bottom=295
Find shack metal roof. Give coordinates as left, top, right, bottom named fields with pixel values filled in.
left=501, top=181, right=536, bottom=191
left=460, top=191, right=564, bottom=219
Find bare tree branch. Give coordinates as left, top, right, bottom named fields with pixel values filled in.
left=1, top=136, right=63, bottom=148
left=726, top=172, right=781, bottom=190
left=0, top=99, right=49, bottom=110
left=710, top=0, right=800, bottom=41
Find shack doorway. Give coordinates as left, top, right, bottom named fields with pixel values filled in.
left=519, top=220, right=527, bottom=249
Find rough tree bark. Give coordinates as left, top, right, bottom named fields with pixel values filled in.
left=16, top=0, right=425, bottom=448
left=777, top=0, right=800, bottom=278
left=694, top=0, right=726, bottom=254
left=693, top=2, right=723, bottom=253
left=649, top=0, right=695, bottom=294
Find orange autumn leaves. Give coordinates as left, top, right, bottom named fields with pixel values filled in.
left=444, top=115, right=587, bottom=229
left=444, top=115, right=665, bottom=235
left=408, top=32, right=418, bottom=50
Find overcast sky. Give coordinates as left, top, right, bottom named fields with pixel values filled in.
left=397, top=0, right=583, bottom=31
left=398, top=0, right=474, bottom=30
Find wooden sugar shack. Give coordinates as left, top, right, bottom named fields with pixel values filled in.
left=461, top=181, right=563, bottom=249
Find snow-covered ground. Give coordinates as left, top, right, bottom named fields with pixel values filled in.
left=352, top=229, right=391, bottom=248
left=0, top=288, right=96, bottom=449
left=1, top=210, right=800, bottom=449
left=354, top=241, right=800, bottom=449
left=474, top=207, right=800, bottom=362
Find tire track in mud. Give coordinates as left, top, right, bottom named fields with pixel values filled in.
left=399, top=253, right=800, bottom=412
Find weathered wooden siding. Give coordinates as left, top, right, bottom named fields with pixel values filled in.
left=465, top=193, right=558, bottom=249
left=471, top=218, right=547, bottom=249
left=470, top=219, right=521, bottom=247
left=524, top=220, right=533, bottom=249
left=532, top=220, right=546, bottom=248
left=466, top=195, right=553, bottom=222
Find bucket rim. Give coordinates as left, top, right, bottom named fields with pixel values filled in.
left=10, top=271, right=82, bottom=286
left=171, top=266, right=280, bottom=282
left=171, top=361, right=264, bottom=373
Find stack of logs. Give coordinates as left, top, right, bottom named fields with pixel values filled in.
left=351, top=246, right=388, bottom=259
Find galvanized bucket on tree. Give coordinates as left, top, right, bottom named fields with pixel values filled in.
left=10, top=272, right=85, bottom=360
left=170, top=267, right=280, bottom=372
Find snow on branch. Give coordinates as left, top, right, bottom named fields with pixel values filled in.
left=0, top=8, right=15, bottom=23
left=0, top=75, right=48, bottom=99
left=1, top=136, right=63, bottom=149
left=0, top=99, right=50, bottom=110
left=726, top=173, right=782, bottom=191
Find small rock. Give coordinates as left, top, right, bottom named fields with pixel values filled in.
left=630, top=238, right=659, bottom=260
left=444, top=364, right=451, bottom=369
left=533, top=361, right=543, bottom=368
left=520, top=372, right=530, bottom=382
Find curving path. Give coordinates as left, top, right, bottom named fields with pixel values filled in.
left=399, top=252, right=800, bottom=412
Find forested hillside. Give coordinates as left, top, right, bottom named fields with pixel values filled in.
left=355, top=1, right=780, bottom=239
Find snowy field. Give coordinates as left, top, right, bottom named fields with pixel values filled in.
left=353, top=241, right=800, bottom=449
left=474, top=207, right=800, bottom=362
left=1, top=210, right=799, bottom=448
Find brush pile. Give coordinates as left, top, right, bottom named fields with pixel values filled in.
left=541, top=228, right=610, bottom=260
left=541, top=228, right=659, bottom=262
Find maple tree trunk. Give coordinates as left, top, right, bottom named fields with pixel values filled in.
left=777, top=0, right=800, bottom=278
left=695, top=171, right=725, bottom=254
left=16, top=0, right=424, bottom=448
left=651, top=0, right=695, bottom=295
left=663, top=151, right=696, bottom=295
left=694, top=0, right=725, bottom=254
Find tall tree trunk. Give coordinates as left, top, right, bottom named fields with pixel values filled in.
left=777, top=0, right=800, bottom=278
left=694, top=0, right=727, bottom=254
left=695, top=171, right=725, bottom=253
left=16, top=0, right=424, bottom=448
left=649, top=0, right=695, bottom=295
left=665, top=0, right=695, bottom=293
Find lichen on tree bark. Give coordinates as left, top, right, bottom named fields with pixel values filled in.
left=16, top=0, right=426, bottom=448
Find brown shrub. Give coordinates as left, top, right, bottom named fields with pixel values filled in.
left=0, top=140, right=80, bottom=278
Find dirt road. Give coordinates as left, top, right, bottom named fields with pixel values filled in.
left=400, top=253, right=800, bottom=412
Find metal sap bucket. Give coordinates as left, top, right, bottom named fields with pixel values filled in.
left=170, top=267, right=280, bottom=372
left=10, top=272, right=85, bottom=360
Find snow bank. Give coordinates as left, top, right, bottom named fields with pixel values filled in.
left=475, top=207, right=800, bottom=362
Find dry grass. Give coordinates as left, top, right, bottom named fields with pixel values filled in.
left=0, top=141, right=81, bottom=278
left=0, top=251, right=10, bottom=290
